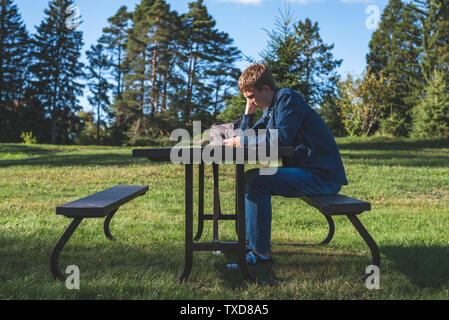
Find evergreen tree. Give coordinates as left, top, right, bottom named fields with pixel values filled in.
left=0, top=0, right=31, bottom=142
left=203, top=31, right=241, bottom=123
left=413, top=69, right=449, bottom=137
left=412, top=0, right=449, bottom=83
left=291, top=18, right=342, bottom=108
left=262, top=7, right=300, bottom=90
left=180, top=0, right=223, bottom=123
left=261, top=9, right=342, bottom=134
left=86, top=43, right=113, bottom=144
left=120, top=0, right=179, bottom=142
left=29, top=0, right=85, bottom=144
left=410, top=0, right=449, bottom=137
left=109, top=0, right=241, bottom=144
left=366, top=0, right=423, bottom=137
left=99, top=5, right=132, bottom=101
left=262, top=12, right=341, bottom=108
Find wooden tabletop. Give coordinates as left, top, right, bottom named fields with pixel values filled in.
left=132, top=146, right=294, bottom=162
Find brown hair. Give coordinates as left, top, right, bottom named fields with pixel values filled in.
left=238, top=63, right=277, bottom=92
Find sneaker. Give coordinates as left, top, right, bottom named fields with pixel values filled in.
left=246, top=251, right=273, bottom=265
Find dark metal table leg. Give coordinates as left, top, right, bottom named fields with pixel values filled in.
left=235, top=164, right=239, bottom=237
left=194, top=162, right=205, bottom=241
left=179, top=164, right=194, bottom=282
left=213, top=163, right=220, bottom=242
left=347, top=214, right=381, bottom=281
left=50, top=217, right=83, bottom=281
left=236, top=164, right=253, bottom=281
left=104, top=209, right=119, bottom=241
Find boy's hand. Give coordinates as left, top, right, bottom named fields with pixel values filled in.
left=245, top=99, right=256, bottom=115
left=223, top=136, right=242, bottom=148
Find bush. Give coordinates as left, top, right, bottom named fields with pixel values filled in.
left=20, top=132, right=37, bottom=145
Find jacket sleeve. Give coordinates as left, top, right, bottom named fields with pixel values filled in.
left=240, top=93, right=305, bottom=147
left=238, top=111, right=267, bottom=146
left=239, top=112, right=266, bottom=132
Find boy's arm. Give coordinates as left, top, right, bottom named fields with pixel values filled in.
left=241, top=93, right=305, bottom=148
left=223, top=100, right=267, bottom=148
left=239, top=100, right=266, bottom=131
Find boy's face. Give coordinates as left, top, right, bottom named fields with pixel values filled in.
left=243, top=85, right=273, bottom=110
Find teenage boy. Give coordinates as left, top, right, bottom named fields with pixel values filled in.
left=223, top=63, right=347, bottom=264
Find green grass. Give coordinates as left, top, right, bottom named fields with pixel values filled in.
left=1, top=136, right=449, bottom=300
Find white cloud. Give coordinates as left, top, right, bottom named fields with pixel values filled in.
left=216, top=0, right=263, bottom=4
left=340, top=0, right=372, bottom=3
left=285, top=0, right=325, bottom=4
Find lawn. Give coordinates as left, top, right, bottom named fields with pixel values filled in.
left=0, top=136, right=448, bottom=300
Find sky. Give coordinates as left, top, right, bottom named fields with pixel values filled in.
left=15, top=0, right=389, bottom=111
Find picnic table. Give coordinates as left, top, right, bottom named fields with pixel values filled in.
left=133, top=146, right=294, bottom=281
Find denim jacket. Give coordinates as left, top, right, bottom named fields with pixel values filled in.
left=239, top=88, right=348, bottom=185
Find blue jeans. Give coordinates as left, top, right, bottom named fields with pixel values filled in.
left=245, top=168, right=342, bottom=254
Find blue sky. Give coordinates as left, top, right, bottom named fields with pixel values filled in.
left=15, top=0, right=389, bottom=111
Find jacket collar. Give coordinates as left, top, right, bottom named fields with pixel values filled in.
left=268, top=88, right=280, bottom=111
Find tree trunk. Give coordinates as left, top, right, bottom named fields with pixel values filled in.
left=151, top=40, right=158, bottom=119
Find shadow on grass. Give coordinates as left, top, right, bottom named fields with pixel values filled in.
left=0, top=227, right=379, bottom=298
left=337, top=137, right=449, bottom=151
left=0, top=144, right=66, bottom=155
left=213, top=245, right=375, bottom=292
left=382, top=245, right=449, bottom=288
left=2, top=138, right=449, bottom=169
left=0, top=150, right=153, bottom=168
left=342, top=152, right=449, bottom=168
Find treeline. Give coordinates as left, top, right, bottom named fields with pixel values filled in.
left=1, top=0, right=448, bottom=146
left=337, top=0, right=449, bottom=138
left=220, top=0, right=449, bottom=139
left=0, top=0, right=241, bottom=145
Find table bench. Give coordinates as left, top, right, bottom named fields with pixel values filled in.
left=300, top=194, right=380, bottom=280
left=133, top=146, right=295, bottom=281
left=50, top=185, right=149, bottom=281
left=195, top=166, right=380, bottom=281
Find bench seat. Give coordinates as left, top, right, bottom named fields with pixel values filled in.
left=57, top=185, right=149, bottom=218
left=301, top=194, right=371, bottom=215
left=50, top=185, right=149, bottom=281
left=299, top=194, right=380, bottom=281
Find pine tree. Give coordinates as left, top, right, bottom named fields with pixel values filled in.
left=86, top=43, right=113, bottom=144
left=0, top=0, right=29, bottom=105
left=145, top=0, right=181, bottom=117
left=366, top=0, right=423, bottom=137
left=413, top=69, right=449, bottom=137
left=29, top=0, right=85, bottom=144
left=0, top=0, right=31, bottom=142
left=120, top=0, right=179, bottom=141
left=202, top=31, right=241, bottom=124
left=180, top=0, right=222, bottom=123
left=110, top=0, right=241, bottom=144
left=262, top=11, right=341, bottom=108
left=292, top=18, right=342, bottom=108
left=261, top=9, right=342, bottom=134
left=262, top=7, right=300, bottom=90
left=99, top=5, right=132, bottom=101
left=412, top=0, right=449, bottom=83
left=410, top=0, right=449, bottom=137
